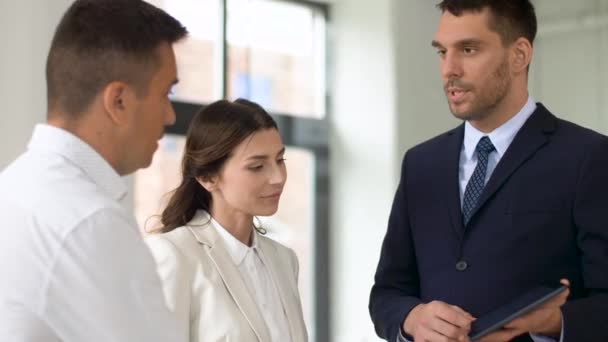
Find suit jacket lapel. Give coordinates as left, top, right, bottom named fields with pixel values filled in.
left=258, top=237, right=305, bottom=342
left=186, top=211, right=271, bottom=342
left=440, top=124, right=467, bottom=238
left=468, top=104, right=556, bottom=223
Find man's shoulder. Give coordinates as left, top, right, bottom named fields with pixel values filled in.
left=533, top=104, right=606, bottom=143
left=554, top=116, right=608, bottom=143
left=402, top=125, right=462, bottom=162
left=0, top=149, right=125, bottom=235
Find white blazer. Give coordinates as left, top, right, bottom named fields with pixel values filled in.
left=145, top=210, right=308, bottom=342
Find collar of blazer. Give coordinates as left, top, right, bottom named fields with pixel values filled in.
left=443, top=102, right=558, bottom=234
left=184, top=210, right=272, bottom=342
left=184, top=209, right=306, bottom=342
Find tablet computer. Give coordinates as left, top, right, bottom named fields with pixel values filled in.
left=469, top=285, right=568, bottom=341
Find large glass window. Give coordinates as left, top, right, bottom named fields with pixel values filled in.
left=145, top=0, right=222, bottom=103
left=227, top=0, right=326, bottom=118
left=136, top=1, right=329, bottom=341
left=134, top=135, right=185, bottom=232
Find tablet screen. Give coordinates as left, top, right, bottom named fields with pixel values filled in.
left=469, top=285, right=567, bottom=340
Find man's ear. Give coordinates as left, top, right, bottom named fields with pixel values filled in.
left=102, top=81, right=134, bottom=125
left=196, top=176, right=218, bottom=193
left=511, top=37, right=533, bottom=74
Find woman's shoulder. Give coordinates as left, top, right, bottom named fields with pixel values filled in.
left=146, top=211, right=212, bottom=250
left=145, top=225, right=203, bottom=259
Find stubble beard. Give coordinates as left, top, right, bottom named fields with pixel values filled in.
left=447, top=58, right=511, bottom=123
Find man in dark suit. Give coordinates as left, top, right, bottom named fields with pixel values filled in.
left=369, top=1, right=608, bottom=341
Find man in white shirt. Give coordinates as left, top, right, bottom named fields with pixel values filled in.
left=0, top=0, right=189, bottom=340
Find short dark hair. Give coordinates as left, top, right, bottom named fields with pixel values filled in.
left=46, top=0, right=188, bottom=117
left=436, top=0, right=537, bottom=46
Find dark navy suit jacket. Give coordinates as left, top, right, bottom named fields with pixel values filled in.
left=369, top=104, right=608, bottom=342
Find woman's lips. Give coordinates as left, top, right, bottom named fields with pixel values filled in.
left=261, top=192, right=282, bottom=199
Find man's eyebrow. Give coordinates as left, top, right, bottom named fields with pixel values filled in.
left=455, top=38, right=483, bottom=47
left=432, top=38, right=483, bottom=49
left=431, top=40, right=444, bottom=49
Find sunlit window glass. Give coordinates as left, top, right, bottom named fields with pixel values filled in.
left=145, top=0, right=222, bottom=103
left=227, top=0, right=326, bottom=118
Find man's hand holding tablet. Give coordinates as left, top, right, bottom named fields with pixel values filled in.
left=474, top=279, right=570, bottom=342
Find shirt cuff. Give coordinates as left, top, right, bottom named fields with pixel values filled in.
left=530, top=316, right=564, bottom=342
left=397, top=326, right=413, bottom=342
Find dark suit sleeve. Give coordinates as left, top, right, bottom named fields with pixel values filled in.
left=369, top=152, right=423, bottom=341
left=562, top=136, right=608, bottom=342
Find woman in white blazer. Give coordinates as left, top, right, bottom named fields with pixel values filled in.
left=145, top=99, right=308, bottom=342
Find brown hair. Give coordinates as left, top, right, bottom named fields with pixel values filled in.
left=436, top=0, right=537, bottom=46
left=46, top=0, right=187, bottom=117
left=157, top=99, right=278, bottom=233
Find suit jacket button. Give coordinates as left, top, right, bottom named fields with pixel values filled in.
left=456, top=260, right=468, bottom=271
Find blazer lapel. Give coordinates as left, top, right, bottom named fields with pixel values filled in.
left=186, top=211, right=271, bottom=342
left=439, top=124, right=467, bottom=238
left=468, top=104, right=556, bottom=223
left=257, top=237, right=306, bottom=342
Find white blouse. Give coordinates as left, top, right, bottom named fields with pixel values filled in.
left=212, top=218, right=293, bottom=342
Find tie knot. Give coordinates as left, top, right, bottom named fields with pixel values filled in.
left=476, top=136, right=495, bottom=156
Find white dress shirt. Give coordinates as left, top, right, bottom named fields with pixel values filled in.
left=458, top=96, right=537, bottom=203
left=212, top=218, right=293, bottom=342
left=0, top=124, right=183, bottom=341
left=399, top=97, right=562, bottom=342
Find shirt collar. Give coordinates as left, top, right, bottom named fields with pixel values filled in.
left=463, top=96, right=537, bottom=160
left=27, top=124, right=127, bottom=201
left=211, top=217, right=259, bottom=266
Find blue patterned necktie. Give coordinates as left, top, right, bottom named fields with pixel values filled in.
left=462, top=136, right=496, bottom=225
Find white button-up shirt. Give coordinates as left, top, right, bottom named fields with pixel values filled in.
left=459, top=96, right=537, bottom=202
left=0, top=124, right=183, bottom=341
left=212, top=218, right=293, bottom=342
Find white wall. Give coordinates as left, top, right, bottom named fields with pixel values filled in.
left=0, top=1, right=72, bottom=169
left=392, top=0, right=460, bottom=162
left=329, top=0, right=398, bottom=340
left=530, top=0, right=608, bottom=134
left=329, top=0, right=460, bottom=340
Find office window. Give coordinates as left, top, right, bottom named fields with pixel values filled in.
left=134, top=135, right=185, bottom=233
left=227, top=0, right=326, bottom=118
left=137, top=1, right=329, bottom=340
left=145, top=0, right=222, bottom=103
